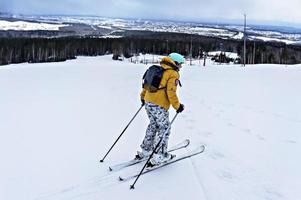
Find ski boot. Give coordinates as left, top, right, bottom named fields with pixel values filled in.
left=147, top=152, right=176, bottom=167
left=135, top=149, right=152, bottom=160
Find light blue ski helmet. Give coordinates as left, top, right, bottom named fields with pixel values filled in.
left=168, top=53, right=185, bottom=65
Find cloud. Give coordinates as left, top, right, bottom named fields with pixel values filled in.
left=0, top=0, right=13, bottom=12
left=1, top=0, right=301, bottom=25
left=249, top=0, right=301, bottom=23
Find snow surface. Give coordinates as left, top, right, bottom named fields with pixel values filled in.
left=207, top=51, right=239, bottom=59
left=0, top=20, right=68, bottom=31
left=0, top=55, right=301, bottom=200
left=248, top=35, right=297, bottom=45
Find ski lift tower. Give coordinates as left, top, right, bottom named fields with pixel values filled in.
left=190, top=34, right=193, bottom=66
left=152, top=27, right=155, bottom=63
left=243, top=14, right=247, bottom=67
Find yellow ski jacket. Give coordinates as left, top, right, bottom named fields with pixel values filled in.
left=140, top=56, right=181, bottom=111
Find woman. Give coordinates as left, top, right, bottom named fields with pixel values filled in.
left=137, top=53, right=185, bottom=166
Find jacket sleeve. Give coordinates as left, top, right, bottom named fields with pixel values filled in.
left=166, top=73, right=181, bottom=110
left=140, top=88, right=146, bottom=100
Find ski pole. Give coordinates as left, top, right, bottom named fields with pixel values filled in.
left=130, top=113, right=179, bottom=189
left=100, top=105, right=144, bottom=163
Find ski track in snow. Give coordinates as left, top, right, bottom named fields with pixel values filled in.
left=186, top=92, right=300, bottom=145
left=187, top=152, right=209, bottom=200
left=36, top=171, right=123, bottom=200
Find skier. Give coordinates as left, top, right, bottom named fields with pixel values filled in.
left=136, top=53, right=185, bottom=166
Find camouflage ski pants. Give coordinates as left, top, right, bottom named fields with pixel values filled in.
left=140, top=102, right=171, bottom=155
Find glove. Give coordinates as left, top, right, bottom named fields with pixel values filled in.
left=176, top=104, right=184, bottom=113
left=141, top=99, right=145, bottom=106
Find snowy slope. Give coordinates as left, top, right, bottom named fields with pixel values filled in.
left=0, top=56, right=301, bottom=200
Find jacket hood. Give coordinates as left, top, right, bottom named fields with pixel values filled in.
left=160, top=56, right=179, bottom=71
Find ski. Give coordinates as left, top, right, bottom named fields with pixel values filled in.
left=109, top=139, right=190, bottom=171
left=119, top=145, right=205, bottom=182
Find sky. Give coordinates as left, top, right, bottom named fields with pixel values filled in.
left=1, top=0, right=301, bottom=26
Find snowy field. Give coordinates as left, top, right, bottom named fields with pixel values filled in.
left=0, top=20, right=67, bottom=31
left=0, top=55, right=301, bottom=200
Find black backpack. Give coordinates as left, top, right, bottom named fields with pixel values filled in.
left=142, top=65, right=166, bottom=93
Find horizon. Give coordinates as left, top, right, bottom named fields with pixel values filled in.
left=2, top=11, right=301, bottom=30
left=1, top=0, right=301, bottom=29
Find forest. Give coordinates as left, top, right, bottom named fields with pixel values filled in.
left=1, top=31, right=301, bottom=65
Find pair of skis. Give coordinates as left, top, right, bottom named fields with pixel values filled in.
left=109, top=139, right=190, bottom=171
left=108, top=139, right=205, bottom=182
left=100, top=108, right=205, bottom=189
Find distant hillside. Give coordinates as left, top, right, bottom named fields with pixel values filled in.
left=1, top=14, right=301, bottom=65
